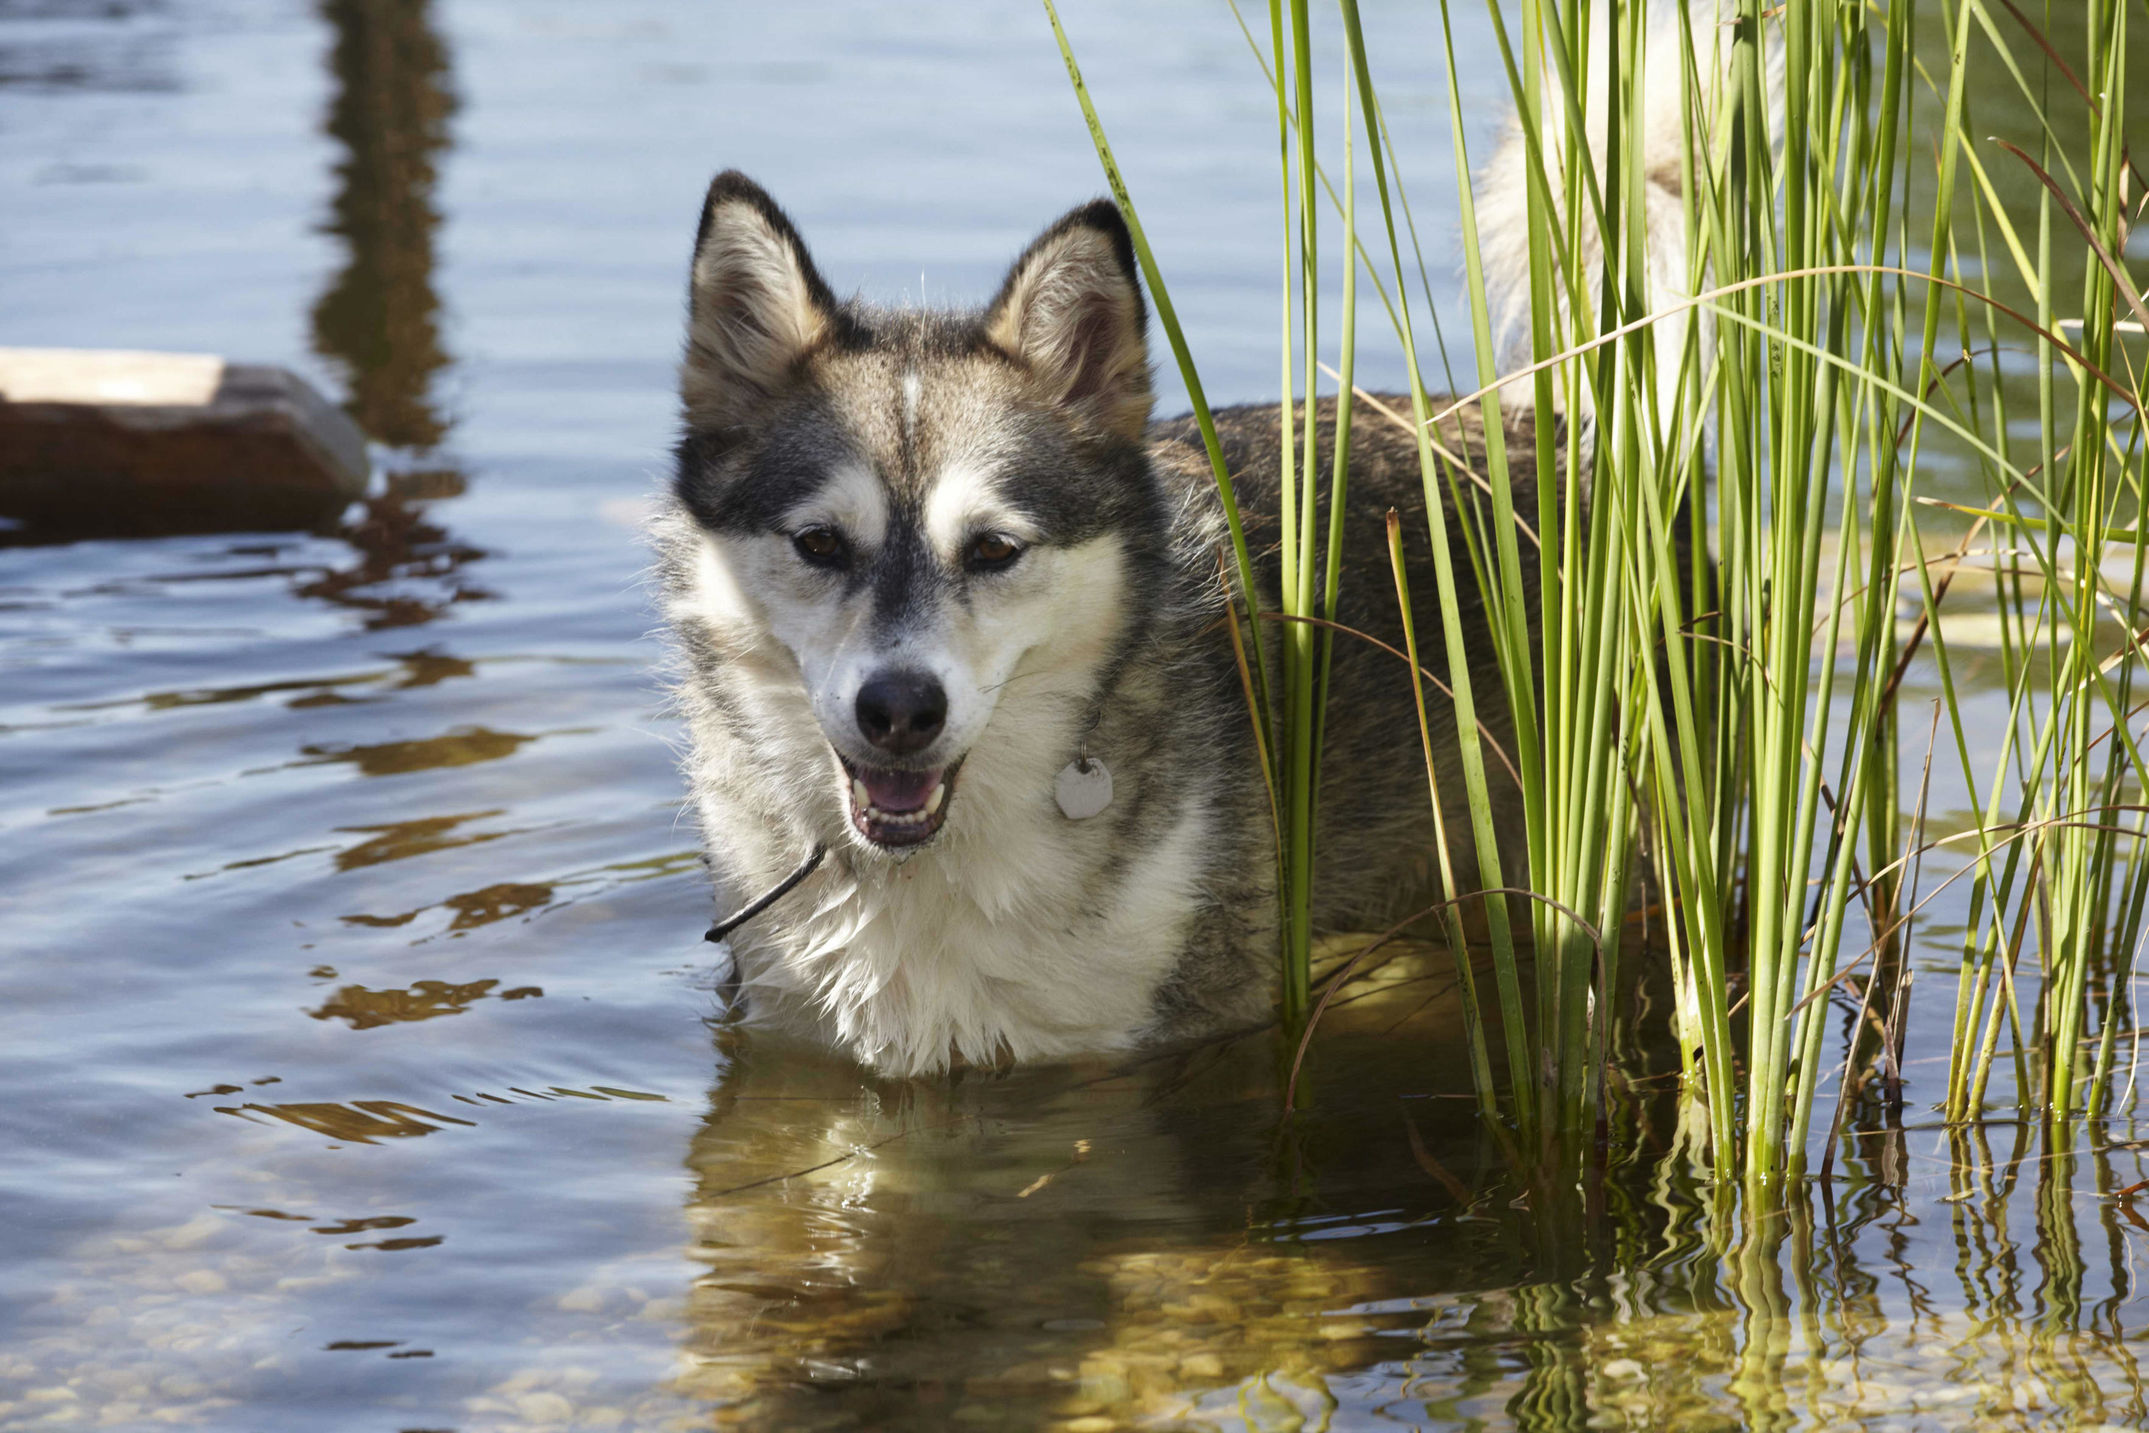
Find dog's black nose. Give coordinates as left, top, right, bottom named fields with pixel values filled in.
left=855, top=671, right=947, bottom=755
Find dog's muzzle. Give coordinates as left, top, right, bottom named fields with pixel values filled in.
left=840, top=667, right=959, bottom=848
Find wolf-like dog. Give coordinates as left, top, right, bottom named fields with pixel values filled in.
left=656, top=26, right=1718, bottom=1075
left=651, top=183, right=1540, bottom=1076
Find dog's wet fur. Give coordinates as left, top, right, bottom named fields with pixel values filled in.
left=655, top=25, right=1714, bottom=1072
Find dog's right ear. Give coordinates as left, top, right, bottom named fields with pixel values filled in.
left=681, top=172, right=838, bottom=431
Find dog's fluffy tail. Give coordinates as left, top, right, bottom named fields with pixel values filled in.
left=1474, top=1, right=1767, bottom=425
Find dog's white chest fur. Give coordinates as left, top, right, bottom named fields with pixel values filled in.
left=727, top=789, right=1206, bottom=1075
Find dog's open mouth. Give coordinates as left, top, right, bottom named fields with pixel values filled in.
left=839, top=753, right=960, bottom=848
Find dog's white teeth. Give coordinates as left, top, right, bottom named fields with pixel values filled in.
left=848, top=773, right=947, bottom=834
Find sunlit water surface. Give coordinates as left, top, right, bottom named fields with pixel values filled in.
left=4, top=2, right=2147, bottom=1429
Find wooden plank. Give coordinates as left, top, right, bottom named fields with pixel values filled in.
left=0, top=348, right=371, bottom=536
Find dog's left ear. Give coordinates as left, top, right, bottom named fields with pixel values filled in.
left=983, top=200, right=1152, bottom=440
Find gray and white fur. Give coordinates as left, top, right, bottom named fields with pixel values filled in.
left=655, top=21, right=1724, bottom=1075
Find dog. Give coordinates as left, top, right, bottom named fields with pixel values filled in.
left=654, top=22, right=1722, bottom=1075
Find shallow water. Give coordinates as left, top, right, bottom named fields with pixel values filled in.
left=4, top=1, right=2147, bottom=1429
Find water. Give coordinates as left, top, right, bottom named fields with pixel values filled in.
left=3, top=1, right=2147, bottom=1428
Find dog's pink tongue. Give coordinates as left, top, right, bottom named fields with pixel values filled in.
left=859, top=766, right=941, bottom=812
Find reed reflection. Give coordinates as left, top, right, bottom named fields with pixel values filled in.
left=658, top=970, right=2149, bottom=1429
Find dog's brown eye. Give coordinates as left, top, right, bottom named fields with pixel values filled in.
left=792, top=525, right=847, bottom=568
left=965, top=532, right=1024, bottom=572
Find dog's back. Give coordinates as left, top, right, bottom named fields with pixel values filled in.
left=1146, top=397, right=1543, bottom=937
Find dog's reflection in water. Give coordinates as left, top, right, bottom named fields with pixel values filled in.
left=667, top=944, right=1486, bottom=1430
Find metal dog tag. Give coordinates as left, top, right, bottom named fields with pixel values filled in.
left=1054, top=757, right=1113, bottom=820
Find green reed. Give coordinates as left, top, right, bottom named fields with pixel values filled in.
left=1931, top=0, right=2146, bottom=1129
left=1051, top=0, right=2146, bottom=1178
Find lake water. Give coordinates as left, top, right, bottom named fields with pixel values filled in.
left=4, top=1, right=2147, bottom=1429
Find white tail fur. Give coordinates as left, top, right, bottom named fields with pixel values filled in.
left=1474, top=1, right=1768, bottom=426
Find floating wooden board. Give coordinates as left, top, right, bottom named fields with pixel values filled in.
left=0, top=348, right=371, bottom=536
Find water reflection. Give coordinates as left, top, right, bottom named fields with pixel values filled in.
left=1490, top=1130, right=2149, bottom=1430
left=309, top=976, right=541, bottom=1029
left=654, top=955, right=2149, bottom=1430
left=311, top=0, right=454, bottom=453
left=337, top=876, right=557, bottom=932
left=216, top=1098, right=476, bottom=1144
left=304, top=0, right=489, bottom=629
left=332, top=809, right=511, bottom=871
left=300, top=724, right=536, bottom=777
left=667, top=957, right=1483, bottom=1427
left=293, top=495, right=492, bottom=628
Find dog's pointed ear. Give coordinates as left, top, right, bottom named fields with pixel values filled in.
left=982, top=200, right=1152, bottom=440
left=682, top=171, right=838, bottom=430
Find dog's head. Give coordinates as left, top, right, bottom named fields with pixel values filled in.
left=670, top=172, right=1160, bottom=857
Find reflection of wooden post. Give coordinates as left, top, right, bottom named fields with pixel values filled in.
left=312, top=0, right=455, bottom=454
left=300, top=0, right=479, bottom=625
